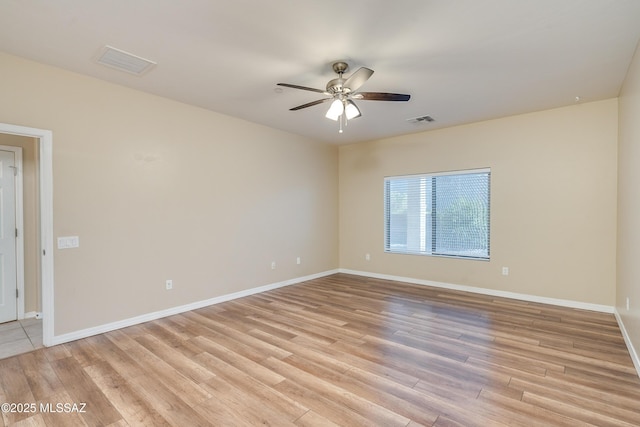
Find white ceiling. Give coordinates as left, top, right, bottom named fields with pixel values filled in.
left=1, top=0, right=640, bottom=144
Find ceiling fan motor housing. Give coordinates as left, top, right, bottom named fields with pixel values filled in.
left=327, top=78, right=346, bottom=94
left=327, top=61, right=350, bottom=95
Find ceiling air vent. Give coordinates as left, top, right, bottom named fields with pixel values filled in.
left=407, top=115, right=436, bottom=124
left=95, top=45, right=156, bottom=76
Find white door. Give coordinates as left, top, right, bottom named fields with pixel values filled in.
left=0, top=150, right=17, bottom=323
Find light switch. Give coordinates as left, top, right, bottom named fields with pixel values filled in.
left=57, top=236, right=80, bottom=249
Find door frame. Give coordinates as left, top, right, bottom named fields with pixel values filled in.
left=0, top=123, right=53, bottom=347
left=0, top=145, right=24, bottom=321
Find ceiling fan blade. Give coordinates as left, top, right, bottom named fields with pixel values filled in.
left=277, top=83, right=326, bottom=94
left=343, top=67, right=374, bottom=92
left=353, top=92, right=411, bottom=101
left=289, top=98, right=332, bottom=111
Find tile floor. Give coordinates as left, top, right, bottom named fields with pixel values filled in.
left=0, top=318, right=43, bottom=360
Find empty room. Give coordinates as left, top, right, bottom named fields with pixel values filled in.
left=1, top=1, right=640, bottom=425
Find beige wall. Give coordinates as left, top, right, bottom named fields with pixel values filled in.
left=617, top=40, right=640, bottom=362
left=339, top=99, right=618, bottom=305
left=0, top=134, right=40, bottom=314
left=0, top=52, right=339, bottom=335
left=0, top=49, right=625, bottom=341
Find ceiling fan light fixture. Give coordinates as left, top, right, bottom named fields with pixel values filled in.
left=325, top=98, right=344, bottom=120
left=344, top=100, right=361, bottom=120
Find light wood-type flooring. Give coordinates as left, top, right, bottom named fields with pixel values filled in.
left=1, top=273, right=639, bottom=426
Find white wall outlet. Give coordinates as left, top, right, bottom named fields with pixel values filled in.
left=627, top=297, right=630, bottom=311
left=57, top=236, right=80, bottom=249
left=166, top=279, right=173, bottom=290
left=502, top=267, right=509, bottom=276
left=296, top=257, right=301, bottom=265
left=271, top=261, right=276, bottom=270
left=365, top=253, right=371, bottom=261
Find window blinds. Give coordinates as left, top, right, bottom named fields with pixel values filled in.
left=384, top=169, right=490, bottom=260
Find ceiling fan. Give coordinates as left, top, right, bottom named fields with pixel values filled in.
left=277, top=61, right=411, bottom=133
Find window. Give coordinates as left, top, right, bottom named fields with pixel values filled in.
left=384, top=169, right=490, bottom=260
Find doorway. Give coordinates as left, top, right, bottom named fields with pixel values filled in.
left=0, top=123, right=53, bottom=347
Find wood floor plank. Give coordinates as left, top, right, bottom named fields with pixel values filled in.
left=1, top=273, right=639, bottom=426
left=189, top=335, right=287, bottom=387
left=283, top=353, right=440, bottom=425
left=521, top=391, right=638, bottom=427
left=265, top=356, right=411, bottom=427
left=194, top=391, right=290, bottom=427
left=272, top=378, right=378, bottom=427
left=249, top=327, right=419, bottom=388
left=49, top=357, right=122, bottom=426
left=476, top=388, right=593, bottom=427
left=245, top=329, right=353, bottom=375
left=62, top=341, right=104, bottom=369
left=293, top=409, right=342, bottom=427
left=35, top=390, right=91, bottom=427
left=509, top=375, right=640, bottom=423
left=16, top=351, right=65, bottom=403
left=194, top=351, right=307, bottom=423
left=133, top=334, right=215, bottom=384
left=124, top=370, right=211, bottom=427
left=40, top=346, right=71, bottom=363
left=547, top=365, right=640, bottom=396
left=87, top=334, right=148, bottom=381
left=180, top=311, right=293, bottom=360
left=0, top=357, right=38, bottom=425
left=83, top=361, right=171, bottom=426
left=107, top=336, right=212, bottom=408
left=9, top=414, right=47, bottom=427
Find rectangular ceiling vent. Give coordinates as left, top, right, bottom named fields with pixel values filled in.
left=407, top=115, right=436, bottom=124
left=95, top=45, right=156, bottom=76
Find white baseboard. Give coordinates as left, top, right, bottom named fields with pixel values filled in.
left=340, top=269, right=614, bottom=313
left=614, top=309, right=640, bottom=378
left=50, top=269, right=339, bottom=346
